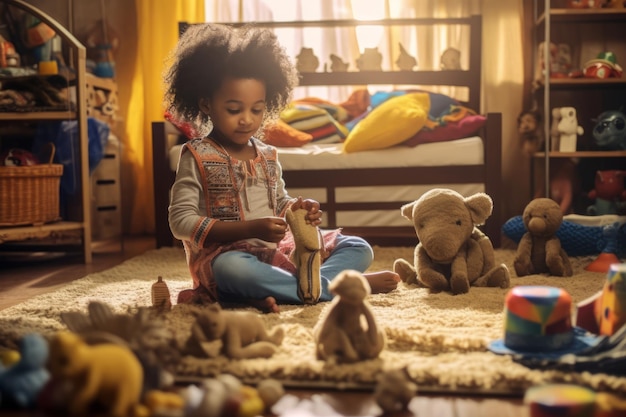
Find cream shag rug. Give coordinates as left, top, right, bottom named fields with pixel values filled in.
left=1, top=246, right=624, bottom=396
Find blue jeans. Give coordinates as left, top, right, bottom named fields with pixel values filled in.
left=212, top=234, right=373, bottom=304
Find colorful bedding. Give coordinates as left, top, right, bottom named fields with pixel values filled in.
left=264, top=89, right=487, bottom=152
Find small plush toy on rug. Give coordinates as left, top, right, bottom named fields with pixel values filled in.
left=183, top=304, right=284, bottom=359
left=514, top=198, right=573, bottom=277
left=313, top=270, right=385, bottom=364
left=393, top=188, right=510, bottom=294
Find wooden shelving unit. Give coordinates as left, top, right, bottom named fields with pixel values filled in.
left=0, top=0, right=92, bottom=263
left=530, top=1, right=626, bottom=215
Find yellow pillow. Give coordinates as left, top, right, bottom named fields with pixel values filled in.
left=342, top=92, right=430, bottom=153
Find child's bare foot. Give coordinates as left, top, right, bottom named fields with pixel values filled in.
left=364, top=271, right=401, bottom=293
left=247, top=296, right=280, bottom=314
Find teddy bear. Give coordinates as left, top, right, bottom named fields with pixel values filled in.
left=183, top=303, right=284, bottom=359
left=393, top=188, right=510, bottom=294
left=513, top=197, right=573, bottom=277
left=313, top=270, right=385, bottom=364
left=46, top=331, right=143, bottom=417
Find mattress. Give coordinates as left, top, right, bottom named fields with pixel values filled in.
left=168, top=136, right=485, bottom=228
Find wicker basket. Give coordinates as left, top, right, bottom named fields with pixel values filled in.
left=0, top=147, right=63, bottom=227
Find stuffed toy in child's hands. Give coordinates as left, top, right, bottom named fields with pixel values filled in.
left=514, top=198, right=573, bottom=277
left=393, top=188, right=510, bottom=294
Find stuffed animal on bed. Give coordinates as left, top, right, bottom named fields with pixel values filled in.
left=393, top=188, right=510, bottom=294
left=513, top=198, right=573, bottom=277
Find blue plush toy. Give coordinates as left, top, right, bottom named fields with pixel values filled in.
left=0, top=333, right=50, bottom=408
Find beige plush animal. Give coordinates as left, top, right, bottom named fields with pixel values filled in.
left=183, top=304, right=284, bottom=359
left=47, top=331, right=143, bottom=417
left=514, top=198, right=573, bottom=277
left=393, top=188, right=510, bottom=294
left=313, top=270, right=385, bottom=364
left=286, top=207, right=322, bottom=304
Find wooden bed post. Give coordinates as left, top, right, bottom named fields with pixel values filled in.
left=483, top=113, right=503, bottom=248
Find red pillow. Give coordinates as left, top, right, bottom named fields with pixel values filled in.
left=401, top=114, right=487, bottom=147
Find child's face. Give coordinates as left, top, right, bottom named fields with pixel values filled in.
left=201, top=77, right=266, bottom=146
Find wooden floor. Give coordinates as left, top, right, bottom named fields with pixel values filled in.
left=0, top=235, right=527, bottom=417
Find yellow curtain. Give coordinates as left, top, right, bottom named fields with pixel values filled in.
left=125, top=0, right=204, bottom=235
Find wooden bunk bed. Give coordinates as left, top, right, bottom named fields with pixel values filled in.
left=152, top=15, right=503, bottom=248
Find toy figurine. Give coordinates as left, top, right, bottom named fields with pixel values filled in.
left=295, top=47, right=319, bottom=73
left=518, top=109, right=544, bottom=154
left=47, top=331, right=144, bottom=417
left=329, top=54, right=349, bottom=72
left=555, top=107, right=584, bottom=152
left=0, top=333, right=50, bottom=408
left=396, top=43, right=417, bottom=71
left=356, top=48, right=383, bottom=71
left=587, top=170, right=626, bottom=216
left=440, top=47, right=461, bottom=70
left=313, top=270, right=385, bottom=363
left=183, top=304, right=284, bottom=359
left=584, top=51, right=623, bottom=79
left=593, top=109, right=626, bottom=150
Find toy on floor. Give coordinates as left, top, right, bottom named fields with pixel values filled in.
left=183, top=303, right=284, bottom=359
left=46, top=331, right=143, bottom=417
left=587, top=170, right=626, bottom=216
left=60, top=301, right=179, bottom=391
left=286, top=207, right=322, bottom=304
left=488, top=286, right=600, bottom=359
left=514, top=198, right=573, bottom=277
left=374, top=368, right=418, bottom=413
left=555, top=107, right=584, bottom=152
left=151, top=276, right=172, bottom=311
left=592, top=109, right=626, bottom=150
left=0, top=333, right=49, bottom=409
left=183, top=373, right=279, bottom=417
left=576, top=263, right=626, bottom=336
left=313, top=270, right=385, bottom=364
left=504, top=213, right=626, bottom=273
left=393, top=188, right=510, bottom=294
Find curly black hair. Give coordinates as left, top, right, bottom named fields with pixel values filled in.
left=163, top=23, right=299, bottom=136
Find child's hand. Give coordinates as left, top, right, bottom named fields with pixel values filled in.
left=291, top=197, right=323, bottom=226
left=250, top=216, right=288, bottom=242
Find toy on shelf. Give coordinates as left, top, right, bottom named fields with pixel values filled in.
left=583, top=51, right=623, bottom=79
left=518, top=109, right=544, bottom=154
left=329, top=54, right=349, bottom=72
left=395, top=43, right=417, bottom=71
left=313, top=270, right=385, bottom=363
left=440, top=47, right=461, bottom=70
left=183, top=303, right=284, bottom=359
left=513, top=198, right=573, bottom=277
left=592, top=109, right=626, bottom=150
left=295, top=47, right=319, bottom=73
left=356, top=47, right=383, bottom=71
left=554, top=107, right=584, bottom=152
left=567, top=0, right=604, bottom=8
left=0, top=333, right=49, bottom=409
left=393, top=188, right=510, bottom=294
left=587, top=170, right=626, bottom=216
